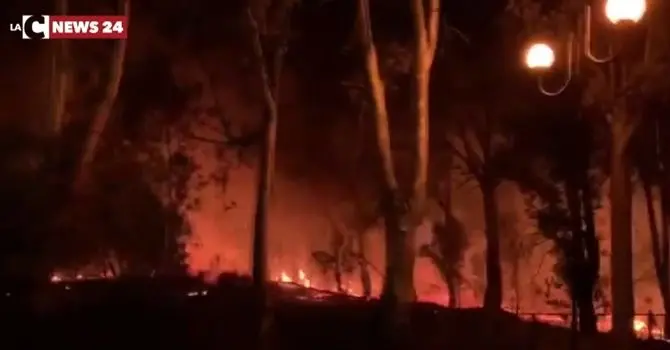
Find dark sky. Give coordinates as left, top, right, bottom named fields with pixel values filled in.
left=0, top=0, right=515, bottom=137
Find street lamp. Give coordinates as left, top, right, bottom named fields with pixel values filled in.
left=521, top=0, right=649, bottom=336
left=605, top=0, right=647, bottom=24
left=525, top=42, right=556, bottom=69
left=525, top=34, right=574, bottom=96
left=523, top=0, right=647, bottom=95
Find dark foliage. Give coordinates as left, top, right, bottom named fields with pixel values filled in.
left=513, top=102, right=608, bottom=332
left=2, top=277, right=668, bottom=350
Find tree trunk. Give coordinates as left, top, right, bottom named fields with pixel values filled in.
left=513, top=255, right=520, bottom=314
left=246, top=6, right=289, bottom=347
left=409, top=0, right=439, bottom=287
left=565, top=182, right=586, bottom=334
left=481, top=180, right=502, bottom=309
left=643, top=165, right=670, bottom=337
left=422, top=246, right=458, bottom=307
left=660, top=177, right=670, bottom=338
left=409, top=0, right=438, bottom=227
left=356, top=234, right=372, bottom=298
left=658, top=105, right=670, bottom=338
left=446, top=273, right=459, bottom=308
left=442, top=151, right=453, bottom=214
left=357, top=0, right=439, bottom=338
left=570, top=301, right=579, bottom=350
left=357, top=0, right=413, bottom=316
left=50, top=0, right=68, bottom=136
left=564, top=177, right=599, bottom=334
left=74, top=0, right=129, bottom=190
left=440, top=152, right=459, bottom=308
left=610, top=107, right=635, bottom=336
left=380, top=191, right=416, bottom=307
left=658, top=111, right=670, bottom=338
left=580, top=180, right=600, bottom=334
left=48, top=0, right=70, bottom=192
left=334, top=234, right=345, bottom=292
left=359, top=262, right=372, bottom=298
left=643, top=181, right=669, bottom=336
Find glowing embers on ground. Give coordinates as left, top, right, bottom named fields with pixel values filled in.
left=47, top=268, right=667, bottom=340
left=633, top=318, right=664, bottom=340
left=50, top=271, right=113, bottom=282
left=278, top=269, right=311, bottom=288
left=274, top=269, right=360, bottom=299
left=519, top=313, right=666, bottom=340
left=187, top=289, right=208, bottom=297
left=599, top=315, right=665, bottom=339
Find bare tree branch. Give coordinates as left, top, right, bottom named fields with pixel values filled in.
left=456, top=120, right=484, bottom=176
left=441, top=19, right=469, bottom=45
left=444, top=139, right=469, bottom=167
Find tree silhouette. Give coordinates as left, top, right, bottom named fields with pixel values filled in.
left=419, top=212, right=467, bottom=308
left=514, top=101, right=607, bottom=334
left=632, top=102, right=670, bottom=337
left=355, top=0, right=440, bottom=335
left=509, top=0, right=670, bottom=333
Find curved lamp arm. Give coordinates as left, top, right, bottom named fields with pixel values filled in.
left=538, top=32, right=574, bottom=96
left=584, top=5, right=615, bottom=63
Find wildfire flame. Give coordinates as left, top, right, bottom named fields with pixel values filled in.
left=632, top=318, right=664, bottom=339
left=277, top=269, right=313, bottom=289
left=50, top=270, right=113, bottom=283
left=274, top=269, right=360, bottom=296
left=50, top=274, right=63, bottom=283
left=47, top=268, right=666, bottom=340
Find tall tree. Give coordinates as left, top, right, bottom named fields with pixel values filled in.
left=515, top=106, right=605, bottom=334
left=420, top=217, right=468, bottom=307
left=247, top=0, right=297, bottom=347
left=634, top=105, right=670, bottom=337
left=634, top=0, right=670, bottom=338
left=597, top=0, right=670, bottom=333
left=506, top=0, right=666, bottom=333
left=50, top=0, right=68, bottom=136
left=74, top=0, right=129, bottom=190
left=436, top=10, right=526, bottom=309
left=16, top=0, right=132, bottom=279
left=447, top=109, right=509, bottom=310
left=355, top=0, right=439, bottom=327
left=421, top=154, right=469, bottom=308
left=409, top=0, right=439, bottom=253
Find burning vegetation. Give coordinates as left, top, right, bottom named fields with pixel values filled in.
left=4, top=0, right=670, bottom=348
left=45, top=261, right=667, bottom=341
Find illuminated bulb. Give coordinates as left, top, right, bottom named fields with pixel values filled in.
left=525, top=43, right=555, bottom=69
left=605, top=0, right=646, bottom=24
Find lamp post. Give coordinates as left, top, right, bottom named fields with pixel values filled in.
left=523, top=0, right=648, bottom=336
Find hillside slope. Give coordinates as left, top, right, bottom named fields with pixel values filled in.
left=1, top=275, right=667, bottom=350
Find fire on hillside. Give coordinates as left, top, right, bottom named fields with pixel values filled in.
left=47, top=268, right=666, bottom=340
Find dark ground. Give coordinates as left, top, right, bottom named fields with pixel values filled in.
left=1, top=275, right=668, bottom=350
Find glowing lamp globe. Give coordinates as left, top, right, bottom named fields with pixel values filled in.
left=525, top=43, right=555, bottom=70
left=605, top=0, right=646, bottom=24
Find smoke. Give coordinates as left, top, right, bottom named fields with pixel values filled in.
left=181, top=151, right=667, bottom=314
